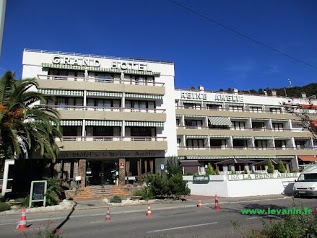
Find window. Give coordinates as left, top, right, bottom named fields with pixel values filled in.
left=252, top=122, right=265, bottom=130
left=185, top=120, right=203, bottom=127
left=250, top=107, right=263, bottom=113
left=93, top=127, right=114, bottom=136
left=131, top=127, right=153, bottom=136
left=183, top=103, right=201, bottom=109
left=176, top=119, right=180, bottom=126
left=210, top=139, right=227, bottom=148
left=177, top=138, right=181, bottom=146
left=62, top=127, right=79, bottom=136
left=229, top=105, right=243, bottom=112
left=233, top=121, right=245, bottom=130
left=233, top=140, right=247, bottom=148
left=255, top=140, right=268, bottom=149
left=272, top=123, right=284, bottom=131
left=126, top=100, right=155, bottom=109
left=275, top=140, right=286, bottom=148
left=270, top=107, right=281, bottom=114
left=186, top=139, right=204, bottom=147
left=206, top=104, right=222, bottom=110
left=295, top=141, right=306, bottom=149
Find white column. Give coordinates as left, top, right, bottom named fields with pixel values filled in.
left=1, top=159, right=15, bottom=196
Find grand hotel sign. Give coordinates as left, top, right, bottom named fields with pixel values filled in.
left=52, top=56, right=101, bottom=67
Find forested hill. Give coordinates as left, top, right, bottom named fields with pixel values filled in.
left=236, top=83, right=317, bottom=98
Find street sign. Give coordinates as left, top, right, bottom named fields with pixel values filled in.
left=193, top=175, right=210, bottom=184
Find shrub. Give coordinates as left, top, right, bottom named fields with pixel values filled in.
left=244, top=167, right=248, bottom=174
left=166, top=156, right=182, bottom=176
left=0, top=202, right=11, bottom=212
left=132, top=189, right=144, bottom=197
left=231, top=169, right=236, bottom=174
left=45, top=178, right=63, bottom=206
left=110, top=195, right=122, bottom=203
left=278, top=160, right=286, bottom=173
left=267, top=159, right=274, bottom=174
left=142, top=172, right=191, bottom=199
left=169, top=174, right=191, bottom=199
left=206, top=163, right=215, bottom=175
left=215, top=167, right=220, bottom=175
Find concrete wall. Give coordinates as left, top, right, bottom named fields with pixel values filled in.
left=184, top=174, right=299, bottom=197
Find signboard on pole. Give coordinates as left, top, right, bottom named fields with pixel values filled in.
left=29, top=180, right=47, bottom=208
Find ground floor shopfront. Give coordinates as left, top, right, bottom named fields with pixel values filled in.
left=54, top=150, right=166, bottom=188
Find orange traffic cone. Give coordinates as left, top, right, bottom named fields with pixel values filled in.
left=197, top=200, right=202, bottom=208
left=214, top=194, right=220, bottom=210
left=146, top=205, right=152, bottom=217
left=16, top=207, right=28, bottom=231
left=105, top=207, right=111, bottom=221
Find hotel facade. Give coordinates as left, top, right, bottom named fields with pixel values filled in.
left=14, top=49, right=317, bottom=188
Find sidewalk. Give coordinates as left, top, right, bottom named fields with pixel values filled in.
left=0, top=194, right=291, bottom=215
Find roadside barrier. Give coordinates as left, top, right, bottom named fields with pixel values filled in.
left=16, top=207, right=28, bottom=231
left=214, top=194, right=221, bottom=210
left=146, top=205, right=152, bottom=217
left=197, top=200, right=202, bottom=208
left=105, top=207, right=111, bottom=221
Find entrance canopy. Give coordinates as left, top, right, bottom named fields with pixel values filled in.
left=215, top=158, right=253, bottom=165
left=298, top=155, right=317, bottom=162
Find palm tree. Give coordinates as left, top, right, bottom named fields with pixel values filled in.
left=0, top=71, right=62, bottom=161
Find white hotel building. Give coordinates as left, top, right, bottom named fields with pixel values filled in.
left=18, top=49, right=317, bottom=187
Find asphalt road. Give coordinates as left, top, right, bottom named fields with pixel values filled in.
left=0, top=197, right=316, bottom=238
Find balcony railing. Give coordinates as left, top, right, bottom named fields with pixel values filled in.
left=38, top=74, right=165, bottom=86
left=46, top=105, right=166, bottom=113
left=178, top=146, right=315, bottom=150
left=60, top=136, right=167, bottom=142
left=176, top=105, right=317, bottom=115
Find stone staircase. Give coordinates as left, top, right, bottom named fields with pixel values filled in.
left=73, top=185, right=135, bottom=200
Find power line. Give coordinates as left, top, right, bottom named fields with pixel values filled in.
left=169, top=0, right=317, bottom=70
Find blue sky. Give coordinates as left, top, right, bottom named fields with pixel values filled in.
left=1, top=0, right=317, bottom=91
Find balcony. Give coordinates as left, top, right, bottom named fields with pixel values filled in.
left=52, top=105, right=166, bottom=122
left=38, top=74, right=165, bottom=86
left=56, top=136, right=167, bottom=151
left=177, top=145, right=317, bottom=157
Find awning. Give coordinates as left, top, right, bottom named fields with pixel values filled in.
left=61, top=120, right=82, bottom=126
left=186, top=135, right=208, bottom=139
left=87, top=91, right=122, bottom=97
left=85, top=120, right=122, bottom=126
left=208, top=117, right=232, bottom=126
left=39, top=89, right=83, bottom=96
left=298, top=155, right=317, bottom=162
left=125, top=121, right=164, bottom=127
left=180, top=160, right=201, bottom=166
left=125, top=93, right=163, bottom=100
left=215, top=158, right=254, bottom=165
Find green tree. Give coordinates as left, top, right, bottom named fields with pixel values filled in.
left=205, top=163, right=215, bottom=175
left=267, top=159, right=274, bottom=173
left=166, top=156, right=182, bottom=177
left=278, top=160, right=286, bottom=173
left=0, top=71, right=62, bottom=161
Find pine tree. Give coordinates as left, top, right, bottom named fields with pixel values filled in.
left=267, top=159, right=274, bottom=173
left=206, top=163, right=215, bottom=175
left=278, top=160, right=286, bottom=173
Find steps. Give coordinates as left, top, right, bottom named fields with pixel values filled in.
left=73, top=185, right=134, bottom=200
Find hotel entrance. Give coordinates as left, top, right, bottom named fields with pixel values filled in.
left=86, top=160, right=118, bottom=186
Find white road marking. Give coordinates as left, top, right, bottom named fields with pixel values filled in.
left=147, top=222, right=218, bottom=233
